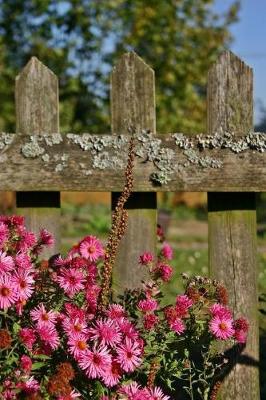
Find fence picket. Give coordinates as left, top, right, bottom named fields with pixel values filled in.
left=15, top=57, right=60, bottom=257
left=207, top=51, right=259, bottom=399
left=111, top=52, right=157, bottom=291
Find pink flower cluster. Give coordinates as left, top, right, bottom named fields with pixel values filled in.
left=100, top=381, right=170, bottom=400
left=164, top=295, right=193, bottom=335
left=0, top=214, right=250, bottom=399
left=209, top=303, right=249, bottom=342
left=139, top=242, right=174, bottom=283
left=63, top=303, right=143, bottom=387
left=14, top=232, right=144, bottom=391
left=53, top=235, right=104, bottom=311
left=1, top=363, right=40, bottom=398
left=0, top=216, right=53, bottom=314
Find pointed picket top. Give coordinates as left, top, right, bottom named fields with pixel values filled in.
left=15, top=56, right=59, bottom=134
left=212, top=49, right=252, bottom=68
left=207, top=50, right=253, bottom=136
left=111, top=51, right=156, bottom=134
left=112, top=51, right=155, bottom=76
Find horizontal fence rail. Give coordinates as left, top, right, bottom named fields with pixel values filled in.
left=1, top=131, right=266, bottom=191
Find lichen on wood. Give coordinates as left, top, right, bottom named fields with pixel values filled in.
left=21, top=136, right=45, bottom=158
left=0, top=133, right=15, bottom=150
left=1, top=129, right=266, bottom=190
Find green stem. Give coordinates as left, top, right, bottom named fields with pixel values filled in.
left=7, top=341, right=18, bottom=359
left=189, top=361, right=194, bottom=400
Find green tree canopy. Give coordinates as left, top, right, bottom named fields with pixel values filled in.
left=0, top=0, right=239, bottom=133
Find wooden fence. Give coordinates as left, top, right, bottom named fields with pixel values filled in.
left=0, top=50, right=262, bottom=399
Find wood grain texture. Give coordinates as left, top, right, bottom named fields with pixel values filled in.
left=111, top=52, right=157, bottom=291
left=207, top=51, right=259, bottom=399
left=15, top=57, right=60, bottom=257
left=2, top=133, right=266, bottom=191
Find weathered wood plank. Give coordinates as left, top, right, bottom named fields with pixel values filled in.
left=1, top=132, right=266, bottom=191
left=15, top=57, right=60, bottom=257
left=207, top=51, right=259, bottom=399
left=111, top=52, right=157, bottom=291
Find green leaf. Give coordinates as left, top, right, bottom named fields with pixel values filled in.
left=12, top=322, right=20, bottom=334
left=31, top=362, right=46, bottom=370
left=33, top=354, right=51, bottom=360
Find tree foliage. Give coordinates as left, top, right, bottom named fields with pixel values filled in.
left=0, top=0, right=239, bottom=133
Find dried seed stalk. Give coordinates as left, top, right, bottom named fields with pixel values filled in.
left=209, top=381, right=221, bottom=400
left=99, top=136, right=135, bottom=308
left=147, top=358, right=160, bottom=388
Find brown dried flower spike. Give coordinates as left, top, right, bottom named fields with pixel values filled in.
left=0, top=329, right=12, bottom=349
left=99, top=135, right=135, bottom=308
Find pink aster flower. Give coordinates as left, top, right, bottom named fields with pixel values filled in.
left=39, top=228, right=54, bottom=246
left=169, top=317, right=186, bottom=335
left=20, top=355, right=32, bottom=372
left=62, top=317, right=88, bottom=336
left=30, top=303, right=58, bottom=327
left=154, top=263, right=173, bottom=282
left=175, top=294, right=193, bottom=317
left=176, top=294, right=193, bottom=309
left=85, top=284, right=101, bottom=315
left=138, top=298, right=158, bottom=313
left=0, top=222, right=9, bottom=246
left=2, top=388, right=16, bottom=400
left=233, top=317, right=249, bottom=344
left=12, top=270, right=34, bottom=300
left=160, top=243, right=173, bottom=260
left=86, top=263, right=98, bottom=284
left=68, top=333, right=88, bottom=359
left=149, top=386, right=170, bottom=400
left=79, top=345, right=112, bottom=379
left=53, top=254, right=69, bottom=268
left=234, top=317, right=249, bottom=332
left=16, top=298, right=28, bottom=316
left=19, top=328, right=36, bottom=350
left=0, top=251, right=14, bottom=274
left=16, top=377, right=39, bottom=393
left=117, top=318, right=139, bottom=340
left=79, top=235, right=104, bottom=262
left=89, top=318, right=122, bottom=347
left=143, top=313, right=159, bottom=330
left=37, top=325, right=60, bottom=349
left=102, top=360, right=122, bottom=387
left=106, top=304, right=126, bottom=320
left=209, top=316, right=235, bottom=340
left=209, top=303, right=232, bottom=319
left=15, top=253, right=32, bottom=271
left=5, top=215, right=24, bottom=227
left=139, top=252, right=154, bottom=265
left=116, top=338, right=142, bottom=372
left=118, top=382, right=150, bottom=400
left=58, top=389, right=81, bottom=399
left=17, top=229, right=37, bottom=251
left=234, top=329, right=247, bottom=344
left=118, top=381, right=141, bottom=396
left=0, top=275, right=17, bottom=309
left=64, top=303, right=86, bottom=320
left=57, top=267, right=85, bottom=297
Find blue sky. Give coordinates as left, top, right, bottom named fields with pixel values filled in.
left=215, top=0, right=266, bottom=124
